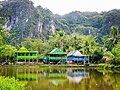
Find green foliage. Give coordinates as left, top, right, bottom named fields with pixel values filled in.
left=0, top=45, right=17, bottom=62
left=74, top=25, right=98, bottom=35
left=101, top=25, right=120, bottom=65
left=110, top=26, right=119, bottom=38
left=0, top=24, right=8, bottom=45
left=0, top=76, right=24, bottom=90
left=21, top=30, right=103, bottom=64
left=98, top=64, right=113, bottom=69
left=103, top=51, right=114, bottom=63
left=0, top=0, right=119, bottom=66
left=91, top=47, right=105, bottom=63
left=22, top=38, right=49, bottom=56
left=102, top=25, right=120, bottom=51
left=0, top=0, right=120, bottom=42
left=111, top=42, right=120, bottom=65
left=0, top=17, right=6, bottom=24
left=107, top=26, right=119, bottom=50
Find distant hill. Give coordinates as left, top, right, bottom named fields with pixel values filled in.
left=0, top=0, right=120, bottom=43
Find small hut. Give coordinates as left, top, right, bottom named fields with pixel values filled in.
left=45, top=48, right=67, bottom=64
left=67, top=50, right=89, bottom=65
left=16, top=46, right=38, bottom=64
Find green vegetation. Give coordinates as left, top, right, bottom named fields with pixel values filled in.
left=0, top=0, right=120, bottom=67
left=0, top=1, right=120, bottom=90
left=0, top=18, right=17, bottom=63
left=112, top=42, right=120, bottom=65
left=0, top=16, right=120, bottom=67
left=0, top=0, right=120, bottom=43
left=0, top=76, right=24, bottom=90
left=21, top=68, right=120, bottom=90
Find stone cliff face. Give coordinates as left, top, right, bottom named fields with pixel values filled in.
left=0, top=0, right=60, bottom=40
left=0, top=0, right=120, bottom=42
left=0, top=0, right=97, bottom=40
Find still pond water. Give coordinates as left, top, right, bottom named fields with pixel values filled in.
left=0, top=66, right=120, bottom=90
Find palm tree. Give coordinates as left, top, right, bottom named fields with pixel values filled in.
left=58, top=30, right=66, bottom=51
left=108, top=26, right=119, bottom=50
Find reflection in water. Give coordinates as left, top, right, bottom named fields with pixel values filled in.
left=46, top=68, right=67, bottom=85
left=45, top=68, right=89, bottom=85
left=0, top=66, right=120, bottom=90
left=16, top=68, right=39, bottom=80
left=67, top=68, right=89, bottom=83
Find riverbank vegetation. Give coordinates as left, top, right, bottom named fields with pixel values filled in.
left=0, top=17, right=120, bottom=67
left=0, top=76, right=24, bottom=90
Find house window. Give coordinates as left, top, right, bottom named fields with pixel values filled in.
left=26, top=53, right=29, bottom=56
left=18, top=53, right=21, bottom=56
left=22, top=53, right=24, bottom=56
left=30, top=53, right=32, bottom=56
left=33, top=53, right=36, bottom=56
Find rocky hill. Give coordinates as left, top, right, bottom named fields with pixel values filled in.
left=0, top=0, right=120, bottom=43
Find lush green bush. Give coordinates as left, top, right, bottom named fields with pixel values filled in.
left=111, top=42, right=120, bottom=65
left=0, top=76, right=24, bottom=90
left=98, top=64, right=113, bottom=69
left=103, top=51, right=114, bottom=63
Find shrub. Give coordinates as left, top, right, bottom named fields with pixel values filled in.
left=0, top=76, right=24, bottom=90
left=98, top=64, right=113, bottom=69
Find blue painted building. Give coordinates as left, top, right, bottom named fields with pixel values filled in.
left=67, top=50, right=89, bottom=64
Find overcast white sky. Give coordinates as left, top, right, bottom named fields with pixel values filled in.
left=0, top=0, right=119, bottom=15
left=31, top=0, right=120, bottom=15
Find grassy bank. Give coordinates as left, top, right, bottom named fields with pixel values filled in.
left=98, top=63, right=120, bottom=70
left=0, top=64, right=120, bottom=69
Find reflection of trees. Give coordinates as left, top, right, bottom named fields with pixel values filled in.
left=97, top=69, right=120, bottom=90
left=102, top=72, right=120, bottom=90
left=0, top=67, right=120, bottom=90
left=0, top=67, right=16, bottom=77
left=81, top=69, right=114, bottom=90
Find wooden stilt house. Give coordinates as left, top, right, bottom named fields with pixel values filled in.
left=16, top=46, right=38, bottom=64
left=45, top=48, right=67, bottom=64
left=67, top=50, right=89, bottom=65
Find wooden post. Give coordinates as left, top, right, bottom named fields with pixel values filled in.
left=77, top=57, right=78, bottom=65
left=36, top=52, right=38, bottom=64
left=29, top=52, right=30, bottom=64
left=17, top=52, right=18, bottom=63
left=29, top=58, right=30, bottom=64
left=24, top=52, right=26, bottom=64
left=88, top=56, right=89, bottom=65
left=84, top=56, right=85, bottom=65
left=37, top=58, right=38, bottom=64
left=25, top=68, right=26, bottom=80
left=28, top=68, right=30, bottom=80
left=48, top=55, right=50, bottom=65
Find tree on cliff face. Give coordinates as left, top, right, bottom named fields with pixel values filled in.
left=0, top=17, right=8, bottom=45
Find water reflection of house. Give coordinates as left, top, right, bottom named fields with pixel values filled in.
left=16, top=46, right=38, bottom=64
left=45, top=48, right=67, bottom=64
left=67, top=50, right=89, bottom=65
left=45, top=68, right=67, bottom=85
left=16, top=68, right=39, bottom=80
left=67, top=69, right=89, bottom=83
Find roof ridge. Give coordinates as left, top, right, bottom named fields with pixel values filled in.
left=67, top=50, right=83, bottom=56
left=49, top=48, right=66, bottom=54
left=72, top=50, right=76, bottom=55
left=18, top=46, right=29, bottom=52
